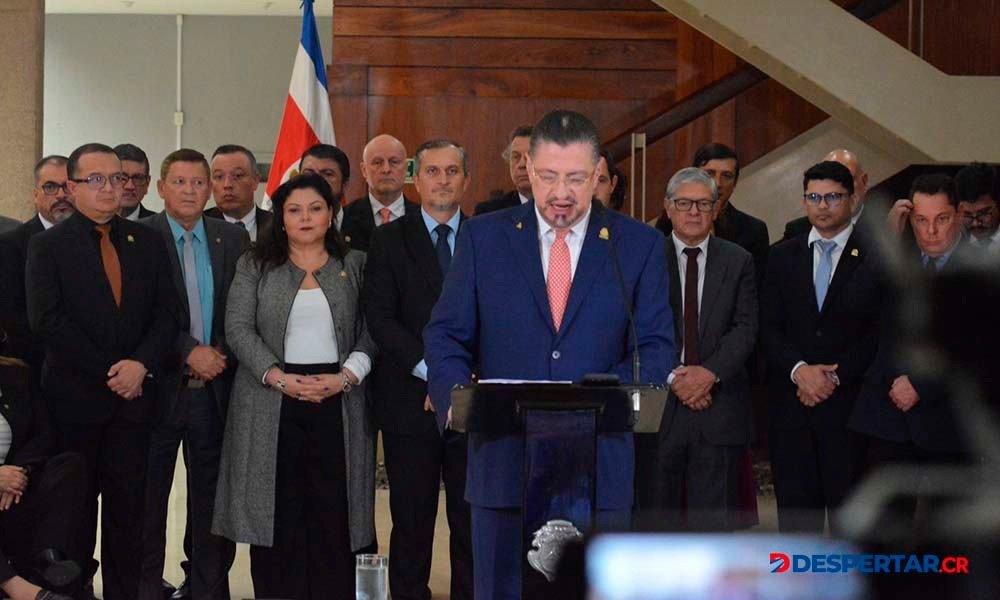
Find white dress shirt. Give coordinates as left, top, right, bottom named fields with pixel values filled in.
left=124, top=204, right=142, bottom=221
left=536, top=206, right=591, bottom=281
left=790, top=223, right=855, bottom=383
left=221, top=208, right=258, bottom=242
left=671, top=232, right=710, bottom=366
left=38, top=213, right=56, bottom=230
left=971, top=227, right=1000, bottom=254
left=369, top=194, right=406, bottom=224
left=518, top=192, right=531, bottom=205
left=0, top=412, right=11, bottom=464
left=283, top=288, right=371, bottom=382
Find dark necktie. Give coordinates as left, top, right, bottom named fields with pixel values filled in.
left=924, top=255, right=938, bottom=274
left=233, top=220, right=246, bottom=230
left=434, top=223, right=452, bottom=277
left=683, top=247, right=701, bottom=365
left=95, top=224, right=122, bottom=309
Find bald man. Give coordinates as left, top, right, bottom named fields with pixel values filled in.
left=782, top=149, right=871, bottom=241
left=340, top=134, right=420, bottom=251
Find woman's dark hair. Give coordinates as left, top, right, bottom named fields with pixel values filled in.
left=251, top=173, right=350, bottom=269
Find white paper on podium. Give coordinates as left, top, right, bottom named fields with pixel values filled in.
left=476, top=379, right=573, bottom=384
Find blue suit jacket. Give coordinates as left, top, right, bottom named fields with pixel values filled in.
left=424, top=202, right=675, bottom=509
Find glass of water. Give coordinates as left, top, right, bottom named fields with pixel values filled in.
left=356, top=554, right=388, bottom=600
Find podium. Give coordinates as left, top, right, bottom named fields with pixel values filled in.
left=449, top=380, right=667, bottom=595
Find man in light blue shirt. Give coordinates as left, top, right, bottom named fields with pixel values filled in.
left=139, top=149, right=248, bottom=600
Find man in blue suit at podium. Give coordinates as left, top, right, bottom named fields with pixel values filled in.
left=425, top=110, right=674, bottom=599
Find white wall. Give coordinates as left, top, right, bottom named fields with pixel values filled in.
left=44, top=14, right=333, bottom=211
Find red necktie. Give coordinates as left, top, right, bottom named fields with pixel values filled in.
left=95, top=223, right=122, bottom=309
left=378, top=207, right=392, bottom=225
left=683, top=247, right=701, bottom=365
left=547, top=230, right=572, bottom=331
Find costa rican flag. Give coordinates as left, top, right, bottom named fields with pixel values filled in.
left=265, top=0, right=335, bottom=204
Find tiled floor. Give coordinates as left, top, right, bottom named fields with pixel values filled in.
left=94, top=452, right=778, bottom=599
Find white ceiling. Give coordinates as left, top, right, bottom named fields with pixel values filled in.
left=46, top=0, right=333, bottom=17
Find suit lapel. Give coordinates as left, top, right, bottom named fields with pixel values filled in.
left=665, top=239, right=683, bottom=349
left=797, top=235, right=820, bottom=317
left=204, top=218, right=226, bottom=303
left=820, top=229, right=864, bottom=317
left=504, top=205, right=555, bottom=334
left=558, top=208, right=611, bottom=339
left=699, top=237, right=728, bottom=336
left=404, top=211, right=444, bottom=294
left=153, top=214, right=189, bottom=315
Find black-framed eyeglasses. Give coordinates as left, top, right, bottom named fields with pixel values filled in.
left=672, top=198, right=716, bottom=213
left=961, top=208, right=997, bottom=224
left=123, top=173, right=151, bottom=186
left=804, top=192, right=849, bottom=207
left=70, top=173, right=129, bottom=190
left=39, top=181, right=70, bottom=196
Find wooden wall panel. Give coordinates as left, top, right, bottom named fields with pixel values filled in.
left=335, top=0, right=657, bottom=9
left=366, top=67, right=675, bottom=100
left=922, top=0, right=1000, bottom=75
left=334, top=8, right=677, bottom=40
left=333, top=37, right=676, bottom=71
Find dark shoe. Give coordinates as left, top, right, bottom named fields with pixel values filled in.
left=161, top=579, right=177, bottom=599
left=169, top=578, right=190, bottom=600
left=32, top=549, right=81, bottom=590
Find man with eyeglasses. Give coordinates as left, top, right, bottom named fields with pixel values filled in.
left=137, top=149, right=245, bottom=600
left=782, top=149, right=872, bottom=242
left=762, top=160, right=884, bottom=534
left=298, top=143, right=350, bottom=233
left=425, top=110, right=672, bottom=599
left=205, top=144, right=272, bottom=243
left=634, top=167, right=757, bottom=532
left=341, top=134, right=419, bottom=251
left=113, top=143, right=157, bottom=221
left=474, top=125, right=533, bottom=216
left=25, top=142, right=180, bottom=600
left=0, top=156, right=74, bottom=365
left=954, top=163, right=999, bottom=253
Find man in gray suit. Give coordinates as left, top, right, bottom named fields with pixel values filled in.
left=138, top=149, right=247, bottom=600
left=635, top=167, right=758, bottom=531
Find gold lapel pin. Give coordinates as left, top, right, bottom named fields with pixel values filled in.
left=850, top=248, right=859, bottom=257
left=515, top=222, right=523, bottom=230
left=127, top=234, right=135, bottom=243
left=345, top=235, right=352, bottom=243
left=599, top=227, right=610, bottom=240
left=340, top=270, right=347, bottom=278
left=215, top=237, right=221, bottom=244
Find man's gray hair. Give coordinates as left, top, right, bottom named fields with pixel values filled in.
left=414, top=139, right=468, bottom=175
left=665, top=167, right=719, bottom=203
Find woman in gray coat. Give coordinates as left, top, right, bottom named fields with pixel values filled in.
left=212, top=174, right=377, bottom=599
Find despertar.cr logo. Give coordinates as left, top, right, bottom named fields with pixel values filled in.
left=770, top=552, right=791, bottom=573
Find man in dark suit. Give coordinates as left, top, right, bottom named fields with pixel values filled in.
left=113, top=144, right=157, bottom=221
left=762, top=160, right=884, bottom=534
left=474, top=125, right=533, bottom=216
left=655, top=143, right=769, bottom=282
left=364, top=139, right=473, bottom=600
left=0, top=216, right=18, bottom=234
left=424, top=111, right=673, bottom=599
left=25, top=143, right=180, bottom=599
left=635, top=167, right=757, bottom=531
left=781, top=149, right=874, bottom=241
left=850, top=174, right=972, bottom=477
left=299, top=143, right=352, bottom=233
left=0, top=156, right=74, bottom=365
left=341, top=134, right=418, bottom=251
left=137, top=149, right=245, bottom=600
left=205, top=144, right=272, bottom=243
